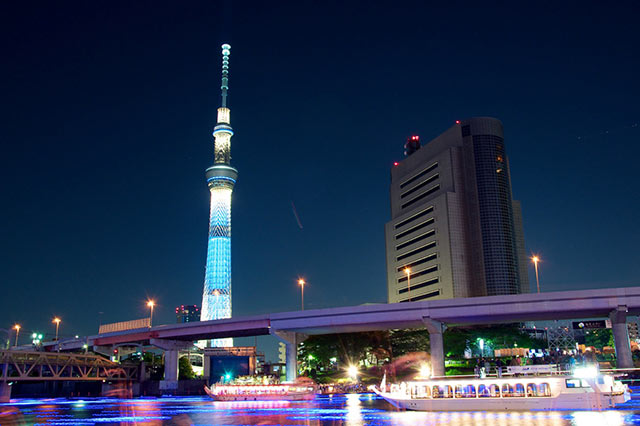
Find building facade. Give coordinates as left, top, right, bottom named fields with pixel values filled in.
left=201, top=44, right=237, bottom=347
left=175, top=305, right=201, bottom=323
left=385, top=117, right=529, bottom=303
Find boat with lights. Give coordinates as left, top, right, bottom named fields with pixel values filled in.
left=373, top=367, right=630, bottom=411
left=204, top=383, right=316, bottom=401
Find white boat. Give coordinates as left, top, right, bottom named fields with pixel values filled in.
left=374, top=368, right=630, bottom=411
left=204, top=383, right=316, bottom=401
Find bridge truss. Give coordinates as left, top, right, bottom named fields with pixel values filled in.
left=0, top=350, right=139, bottom=382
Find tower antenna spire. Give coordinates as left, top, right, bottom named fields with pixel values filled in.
left=220, top=44, right=231, bottom=108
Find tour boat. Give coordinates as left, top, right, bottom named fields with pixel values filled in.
left=373, top=367, right=630, bottom=411
left=204, top=383, right=316, bottom=401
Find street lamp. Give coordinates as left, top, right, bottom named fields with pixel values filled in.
left=298, top=279, right=306, bottom=311
left=348, top=365, right=358, bottom=381
left=404, top=267, right=411, bottom=299
left=52, top=317, right=61, bottom=341
left=147, top=300, right=155, bottom=327
left=531, top=256, right=541, bottom=293
left=13, top=324, right=20, bottom=347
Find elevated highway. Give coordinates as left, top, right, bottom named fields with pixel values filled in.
left=45, top=286, right=640, bottom=384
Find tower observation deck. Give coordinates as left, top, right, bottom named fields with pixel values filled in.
left=201, top=44, right=237, bottom=347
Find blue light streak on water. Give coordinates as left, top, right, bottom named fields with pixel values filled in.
left=2, top=393, right=640, bottom=425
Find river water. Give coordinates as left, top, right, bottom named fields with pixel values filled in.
left=2, top=393, right=640, bottom=426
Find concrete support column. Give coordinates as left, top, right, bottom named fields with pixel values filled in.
left=150, top=338, right=193, bottom=392
left=0, top=382, right=11, bottom=403
left=271, top=330, right=308, bottom=382
left=610, top=306, right=633, bottom=369
left=164, top=349, right=179, bottom=384
left=423, top=318, right=446, bottom=377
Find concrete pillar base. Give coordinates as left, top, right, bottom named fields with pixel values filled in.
left=0, top=382, right=11, bottom=403
left=423, top=318, right=447, bottom=377
left=150, top=339, right=194, bottom=392
left=271, top=330, right=308, bottom=382
left=610, top=306, right=633, bottom=369
left=159, top=380, right=179, bottom=391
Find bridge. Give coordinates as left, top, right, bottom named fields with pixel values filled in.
left=0, top=350, right=139, bottom=402
left=44, top=286, right=640, bottom=390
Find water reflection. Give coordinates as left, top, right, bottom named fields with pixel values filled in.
left=1, top=394, right=639, bottom=426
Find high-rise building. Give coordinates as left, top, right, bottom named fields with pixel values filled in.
left=201, top=44, right=237, bottom=347
left=176, top=305, right=201, bottom=323
left=384, top=117, right=529, bottom=303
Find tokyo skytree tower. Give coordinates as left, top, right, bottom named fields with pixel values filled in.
left=201, top=44, right=237, bottom=347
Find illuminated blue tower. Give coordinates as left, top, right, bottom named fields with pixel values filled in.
left=201, top=44, right=237, bottom=347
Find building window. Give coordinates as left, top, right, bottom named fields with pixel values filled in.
left=399, top=162, right=438, bottom=189
left=401, top=289, right=440, bottom=302
left=395, top=230, right=435, bottom=251
left=401, top=185, right=441, bottom=209
left=394, top=206, right=434, bottom=229
left=461, top=125, right=471, bottom=137
left=398, top=265, right=438, bottom=283
left=396, top=241, right=437, bottom=261
left=400, top=173, right=439, bottom=199
left=398, top=277, right=439, bottom=294
left=395, top=218, right=435, bottom=240
left=397, top=253, right=438, bottom=272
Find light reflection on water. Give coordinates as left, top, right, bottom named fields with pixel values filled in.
left=1, top=393, right=639, bottom=426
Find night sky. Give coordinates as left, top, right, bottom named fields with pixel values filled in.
left=1, top=1, right=639, bottom=360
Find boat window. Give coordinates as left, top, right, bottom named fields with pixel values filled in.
left=501, top=384, right=513, bottom=397
left=526, top=383, right=538, bottom=397
left=432, top=385, right=453, bottom=398
left=514, top=383, right=525, bottom=397
left=566, top=379, right=590, bottom=388
left=478, top=384, right=499, bottom=398
left=539, top=383, right=551, bottom=397
left=413, top=385, right=430, bottom=399
left=489, top=384, right=500, bottom=397
left=455, top=384, right=476, bottom=398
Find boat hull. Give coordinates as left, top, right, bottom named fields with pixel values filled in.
left=375, top=390, right=630, bottom=411
left=204, top=385, right=315, bottom=402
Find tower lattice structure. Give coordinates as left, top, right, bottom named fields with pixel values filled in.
left=201, top=44, right=237, bottom=347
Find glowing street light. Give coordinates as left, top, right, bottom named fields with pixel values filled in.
left=404, top=268, right=412, bottom=299
left=298, top=279, right=306, bottom=311
left=147, top=300, right=155, bottom=327
left=52, top=317, right=61, bottom=341
left=13, top=324, right=20, bottom=347
left=531, top=255, right=541, bottom=293
left=348, top=365, right=358, bottom=380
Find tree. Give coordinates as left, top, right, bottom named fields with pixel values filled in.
left=584, top=329, right=614, bottom=349
left=179, top=356, right=195, bottom=380
left=389, top=329, right=429, bottom=356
